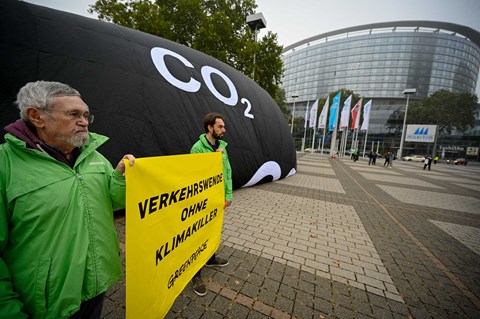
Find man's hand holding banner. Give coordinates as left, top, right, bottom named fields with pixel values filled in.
left=125, top=153, right=224, bottom=318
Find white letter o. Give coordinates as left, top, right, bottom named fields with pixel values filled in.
left=201, top=66, right=238, bottom=106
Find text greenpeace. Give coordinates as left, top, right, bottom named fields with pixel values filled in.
left=151, top=47, right=254, bottom=119
left=168, top=239, right=208, bottom=289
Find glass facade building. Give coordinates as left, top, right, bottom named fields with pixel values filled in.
left=281, top=21, right=480, bottom=159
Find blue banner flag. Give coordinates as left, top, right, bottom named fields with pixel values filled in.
left=328, top=92, right=341, bottom=132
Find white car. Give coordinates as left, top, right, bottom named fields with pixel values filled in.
left=402, top=155, right=425, bottom=162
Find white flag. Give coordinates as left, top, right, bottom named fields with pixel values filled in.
left=340, top=94, right=352, bottom=130
left=308, top=99, right=319, bottom=128
left=317, top=96, right=330, bottom=129
left=360, top=99, right=372, bottom=131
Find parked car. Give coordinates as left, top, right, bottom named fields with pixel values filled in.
left=453, top=158, right=468, bottom=165
left=402, top=155, right=426, bottom=162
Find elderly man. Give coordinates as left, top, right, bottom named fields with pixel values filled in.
left=0, top=81, right=135, bottom=318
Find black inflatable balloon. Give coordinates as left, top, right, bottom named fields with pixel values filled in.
left=0, top=0, right=297, bottom=188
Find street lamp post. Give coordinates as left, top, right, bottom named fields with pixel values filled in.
left=246, top=13, right=266, bottom=81
left=290, top=94, right=299, bottom=134
left=398, top=88, right=417, bottom=159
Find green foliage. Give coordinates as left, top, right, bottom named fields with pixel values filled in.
left=273, top=87, right=289, bottom=119
left=402, top=90, right=477, bottom=135
left=89, top=0, right=284, bottom=101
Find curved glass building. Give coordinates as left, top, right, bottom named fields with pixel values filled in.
left=282, top=21, right=480, bottom=158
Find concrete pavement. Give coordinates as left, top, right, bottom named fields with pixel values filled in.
left=103, top=153, right=480, bottom=318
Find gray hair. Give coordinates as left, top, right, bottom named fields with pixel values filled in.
left=16, top=81, right=81, bottom=121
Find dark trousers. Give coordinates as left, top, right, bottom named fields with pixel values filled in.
left=193, top=253, right=216, bottom=279
left=69, top=292, right=105, bottom=319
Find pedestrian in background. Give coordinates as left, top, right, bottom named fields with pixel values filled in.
left=384, top=152, right=390, bottom=166
left=0, top=81, right=135, bottom=318
left=388, top=151, right=394, bottom=168
left=353, top=148, right=359, bottom=162
left=368, top=150, right=374, bottom=165
left=423, top=155, right=433, bottom=170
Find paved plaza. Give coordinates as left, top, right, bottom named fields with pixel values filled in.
left=103, top=154, right=480, bottom=318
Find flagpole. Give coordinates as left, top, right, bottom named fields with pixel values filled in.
left=363, top=130, right=368, bottom=157
left=302, top=125, right=307, bottom=142
left=330, top=126, right=338, bottom=157
left=355, top=129, right=359, bottom=148
left=311, top=107, right=317, bottom=153
left=311, top=127, right=316, bottom=153
left=350, top=128, right=357, bottom=152
left=301, top=101, right=310, bottom=152
left=344, top=130, right=349, bottom=156
left=339, top=130, right=344, bottom=157
left=338, top=130, right=342, bottom=157
left=321, top=127, right=326, bottom=155
left=346, top=130, right=350, bottom=155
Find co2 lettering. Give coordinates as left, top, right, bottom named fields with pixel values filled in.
left=151, top=47, right=254, bottom=119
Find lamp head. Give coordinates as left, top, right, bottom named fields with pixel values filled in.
left=403, top=88, right=417, bottom=95
left=246, top=13, right=267, bottom=31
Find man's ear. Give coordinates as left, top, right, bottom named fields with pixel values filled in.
left=25, top=107, right=46, bottom=128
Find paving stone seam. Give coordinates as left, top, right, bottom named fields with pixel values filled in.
left=205, top=282, right=300, bottom=319
left=334, top=159, right=480, bottom=311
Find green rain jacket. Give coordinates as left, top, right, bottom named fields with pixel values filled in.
left=190, top=134, right=233, bottom=201
left=0, top=131, right=124, bottom=319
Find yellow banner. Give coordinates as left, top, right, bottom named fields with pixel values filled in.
left=125, top=153, right=224, bottom=318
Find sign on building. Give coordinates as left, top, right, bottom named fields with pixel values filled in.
left=467, top=147, right=479, bottom=156
left=405, top=125, right=437, bottom=143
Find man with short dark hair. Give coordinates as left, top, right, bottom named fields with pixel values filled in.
left=0, top=81, right=135, bottom=318
left=189, top=112, right=232, bottom=296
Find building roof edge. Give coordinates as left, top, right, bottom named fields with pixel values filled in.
left=282, top=20, right=480, bottom=53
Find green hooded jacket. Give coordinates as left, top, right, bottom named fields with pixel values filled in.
left=190, top=134, right=233, bottom=201
left=0, top=132, right=124, bottom=318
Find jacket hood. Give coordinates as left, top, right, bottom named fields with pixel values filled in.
left=4, top=119, right=43, bottom=149
left=4, top=119, right=108, bottom=166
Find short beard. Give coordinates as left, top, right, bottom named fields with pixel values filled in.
left=212, top=132, right=223, bottom=140
left=69, top=131, right=89, bottom=148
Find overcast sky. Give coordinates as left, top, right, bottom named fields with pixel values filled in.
left=23, top=0, right=480, bottom=47
left=22, top=0, right=480, bottom=93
